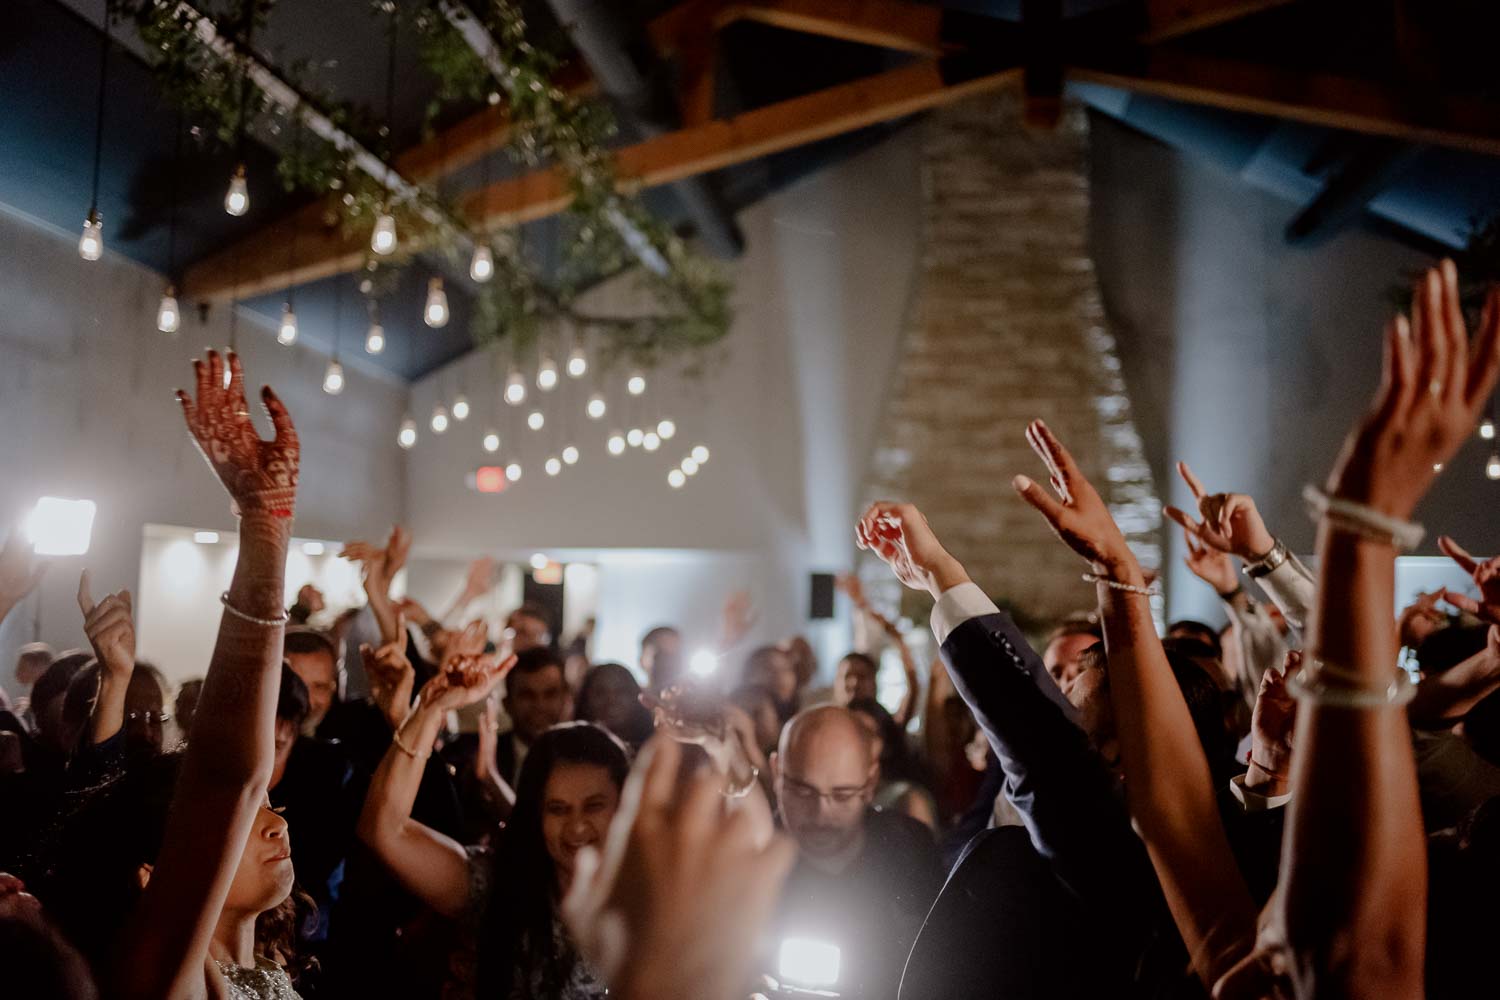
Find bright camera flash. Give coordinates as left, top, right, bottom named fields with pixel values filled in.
left=26, top=498, right=96, bottom=556
left=689, top=649, right=718, bottom=676
left=778, top=938, right=840, bottom=988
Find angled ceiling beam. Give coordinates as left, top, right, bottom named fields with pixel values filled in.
left=723, top=0, right=953, bottom=55
left=1141, top=0, right=1300, bottom=42
left=1285, top=139, right=1423, bottom=244
left=1068, top=49, right=1500, bottom=158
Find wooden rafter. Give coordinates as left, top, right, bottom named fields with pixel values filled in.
left=1141, top=0, right=1300, bottom=43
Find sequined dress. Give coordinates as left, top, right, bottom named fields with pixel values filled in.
left=215, top=958, right=302, bottom=1000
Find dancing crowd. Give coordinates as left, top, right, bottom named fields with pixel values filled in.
left=3, top=259, right=1500, bottom=999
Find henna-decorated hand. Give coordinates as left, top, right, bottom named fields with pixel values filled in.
left=176, top=350, right=299, bottom=519
left=415, top=621, right=513, bottom=714
left=77, top=571, right=135, bottom=680
left=1164, top=462, right=1276, bottom=563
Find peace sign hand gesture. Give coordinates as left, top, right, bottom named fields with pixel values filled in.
left=1164, top=462, right=1276, bottom=562
left=176, top=350, right=299, bottom=520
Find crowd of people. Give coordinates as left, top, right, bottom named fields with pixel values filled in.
left=3, top=260, right=1500, bottom=998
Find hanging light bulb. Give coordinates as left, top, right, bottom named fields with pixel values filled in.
left=364, top=323, right=385, bottom=354
left=545, top=456, right=562, bottom=477
left=627, top=428, right=644, bottom=448
left=1482, top=418, right=1496, bottom=441
left=78, top=209, right=103, bottom=261
left=607, top=432, right=626, bottom=455
left=627, top=372, right=647, bottom=396
left=452, top=394, right=470, bottom=421
left=224, top=164, right=249, bottom=216
left=424, top=277, right=449, bottom=328
left=277, top=303, right=298, bottom=346
left=430, top=405, right=449, bottom=434
left=586, top=394, right=607, bottom=420
left=562, top=445, right=579, bottom=465
left=681, top=457, right=699, bottom=476
left=397, top=416, right=418, bottom=449
left=657, top=419, right=676, bottom=440
left=527, top=410, right=545, bottom=431
left=537, top=356, right=559, bottom=391
left=371, top=209, right=397, bottom=255
left=156, top=286, right=180, bottom=333
left=469, top=244, right=493, bottom=282
left=483, top=430, right=501, bottom=453
left=692, top=445, right=710, bottom=464
left=506, top=462, right=523, bottom=482
left=1489, top=453, right=1500, bottom=481
left=668, top=469, right=686, bottom=489
left=643, top=432, right=661, bottom=452
left=322, top=360, right=345, bottom=395
left=566, top=346, right=588, bottom=378
left=504, top=369, right=527, bottom=405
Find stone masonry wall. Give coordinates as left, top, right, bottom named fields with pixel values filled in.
left=862, top=92, right=1159, bottom=630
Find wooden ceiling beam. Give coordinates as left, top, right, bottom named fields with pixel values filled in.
left=1141, top=0, right=1300, bottom=43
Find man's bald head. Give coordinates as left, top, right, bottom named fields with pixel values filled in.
left=774, top=706, right=879, bottom=869
left=778, top=704, right=875, bottom=765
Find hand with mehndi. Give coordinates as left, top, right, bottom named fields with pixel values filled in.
left=414, top=621, right=513, bottom=714
left=1164, top=462, right=1276, bottom=562
left=175, top=350, right=299, bottom=519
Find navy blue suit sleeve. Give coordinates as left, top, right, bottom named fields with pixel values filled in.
left=940, top=613, right=1159, bottom=919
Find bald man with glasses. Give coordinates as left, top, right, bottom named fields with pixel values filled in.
left=769, top=705, right=941, bottom=999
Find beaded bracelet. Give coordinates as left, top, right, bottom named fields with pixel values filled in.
left=219, top=592, right=289, bottom=627
left=1288, top=660, right=1416, bottom=708
left=1082, top=574, right=1160, bottom=598
left=1301, top=485, right=1425, bottom=552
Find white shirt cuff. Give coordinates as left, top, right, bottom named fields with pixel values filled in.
left=1229, top=773, right=1292, bottom=812
left=930, top=582, right=1000, bottom=646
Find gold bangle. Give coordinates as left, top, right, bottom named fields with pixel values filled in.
left=722, top=765, right=759, bottom=800
left=393, top=730, right=429, bottom=761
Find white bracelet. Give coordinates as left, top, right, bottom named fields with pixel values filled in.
left=1302, top=485, right=1425, bottom=551
left=1288, top=661, right=1416, bottom=708
left=219, top=592, right=289, bottom=627
left=1082, top=574, right=1160, bottom=597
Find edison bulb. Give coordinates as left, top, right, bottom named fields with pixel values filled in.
left=627, top=372, right=646, bottom=396
left=1482, top=418, right=1496, bottom=441
left=224, top=165, right=249, bottom=216
left=424, top=277, right=449, bottom=328
left=504, top=369, right=527, bottom=405
left=627, top=428, right=644, bottom=447
left=586, top=394, right=606, bottom=420
left=1489, top=453, right=1500, bottom=481
left=527, top=410, right=545, bottom=431
left=365, top=323, right=385, bottom=354
left=668, top=469, right=686, bottom=489
left=505, top=462, right=522, bottom=482
left=657, top=419, right=676, bottom=440
left=156, top=288, right=180, bottom=333
left=537, top=356, right=559, bottom=391
left=681, top=457, right=699, bottom=475
left=322, top=360, right=345, bottom=395
left=483, top=430, right=501, bottom=453
left=371, top=211, right=397, bottom=255
left=643, top=432, right=661, bottom=452
left=397, top=417, right=418, bottom=449
left=692, top=445, right=709, bottom=464
left=566, top=346, right=588, bottom=378
left=452, top=395, right=470, bottom=421
left=607, top=433, right=626, bottom=455
left=431, top=405, right=449, bottom=434
left=469, top=244, right=493, bottom=282
left=545, top=456, right=562, bottom=476
left=78, top=211, right=103, bottom=260
left=562, top=445, right=579, bottom=465
left=277, top=304, right=298, bottom=346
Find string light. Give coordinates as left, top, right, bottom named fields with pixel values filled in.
left=562, top=445, right=579, bottom=465
left=505, top=462, right=523, bottom=482
left=431, top=405, right=450, bottom=434
left=79, top=210, right=103, bottom=261
left=278, top=303, right=298, bottom=345
left=452, top=394, right=470, bottom=421
left=223, top=164, right=249, bottom=216
left=627, top=372, right=647, bottom=396
left=469, top=244, right=493, bottom=281
left=1489, top=453, right=1500, bottom=481
left=156, top=287, right=180, bottom=334
left=681, top=457, right=699, bottom=476
left=322, top=360, right=345, bottom=395
left=627, top=428, right=644, bottom=447
left=527, top=410, right=545, bottom=430
left=692, top=445, right=710, bottom=464
left=424, top=277, right=450, bottom=328
left=365, top=322, right=385, bottom=354
left=607, top=432, right=626, bottom=455
left=483, top=430, right=500, bottom=453
left=1483, top=418, right=1496, bottom=441
left=545, top=456, right=562, bottom=476
left=566, top=346, right=588, bottom=378
left=657, top=419, right=676, bottom=440
left=398, top=417, right=418, bottom=449
left=668, top=469, right=686, bottom=488
left=537, top=356, right=559, bottom=391
left=586, top=394, right=607, bottom=419
left=529, top=553, right=549, bottom=570
left=371, top=211, right=397, bottom=255
left=505, top=369, right=527, bottom=405
left=643, top=432, right=661, bottom=452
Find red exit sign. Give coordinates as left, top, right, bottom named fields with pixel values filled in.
left=467, top=467, right=508, bottom=494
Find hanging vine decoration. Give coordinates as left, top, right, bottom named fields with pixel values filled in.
left=113, top=0, right=731, bottom=372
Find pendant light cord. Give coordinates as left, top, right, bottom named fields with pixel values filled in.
left=88, top=13, right=111, bottom=214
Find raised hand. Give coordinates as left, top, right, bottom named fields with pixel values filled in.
left=855, top=502, right=969, bottom=596
left=0, top=530, right=47, bottom=621
left=562, top=738, right=796, bottom=1000
left=719, top=590, right=758, bottom=650
left=1181, top=524, right=1239, bottom=595
left=835, top=573, right=869, bottom=609
left=1246, top=652, right=1300, bottom=796
left=1327, top=261, right=1500, bottom=518
left=175, top=350, right=299, bottom=519
left=1397, top=590, right=1448, bottom=649
left=415, top=621, right=512, bottom=714
left=77, top=571, right=135, bottom=678
left=1164, top=462, right=1276, bottom=562
left=1436, top=535, right=1500, bottom=626
left=1012, top=420, right=1142, bottom=583
left=361, top=612, right=415, bottom=730
left=458, top=556, right=496, bottom=605
left=395, top=596, right=434, bottom=628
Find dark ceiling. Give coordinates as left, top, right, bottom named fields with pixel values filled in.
left=6, top=0, right=1500, bottom=381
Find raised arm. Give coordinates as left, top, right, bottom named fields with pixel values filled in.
left=0, top=531, right=47, bottom=629
left=356, top=623, right=511, bottom=921
left=1013, top=421, right=1258, bottom=987
left=76, top=572, right=136, bottom=747
left=115, top=350, right=298, bottom=1000
left=341, top=525, right=410, bottom=645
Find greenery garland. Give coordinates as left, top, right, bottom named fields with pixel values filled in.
left=113, top=0, right=732, bottom=372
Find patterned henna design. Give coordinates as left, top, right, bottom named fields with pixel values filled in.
left=176, top=350, right=300, bottom=518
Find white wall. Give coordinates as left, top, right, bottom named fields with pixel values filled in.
left=0, top=205, right=409, bottom=680
left=401, top=133, right=925, bottom=676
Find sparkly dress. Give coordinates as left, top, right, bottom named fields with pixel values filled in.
left=215, top=958, right=303, bottom=1000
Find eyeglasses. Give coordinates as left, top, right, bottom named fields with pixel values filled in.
left=780, top=775, right=871, bottom=808
left=127, top=711, right=172, bottom=724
